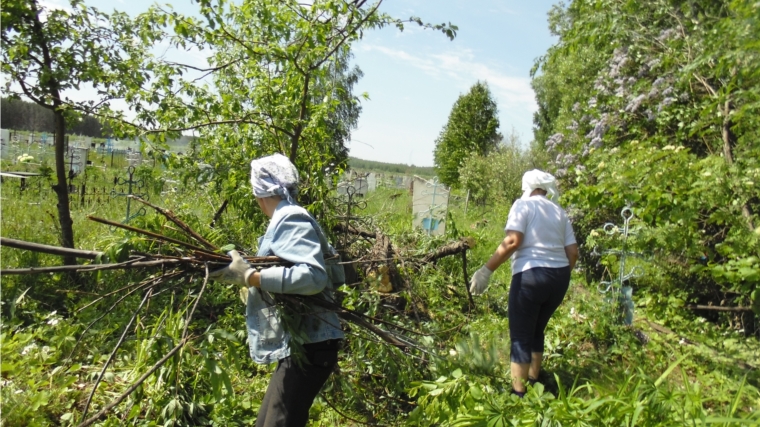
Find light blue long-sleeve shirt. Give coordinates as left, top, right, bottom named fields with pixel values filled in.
left=246, top=200, right=345, bottom=364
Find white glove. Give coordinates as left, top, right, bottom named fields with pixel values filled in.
left=208, top=250, right=255, bottom=286
left=469, top=266, right=493, bottom=295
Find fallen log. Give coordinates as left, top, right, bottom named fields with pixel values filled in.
left=1, top=237, right=103, bottom=260
left=685, top=304, right=754, bottom=312
left=332, top=223, right=377, bottom=239
left=421, top=237, right=474, bottom=264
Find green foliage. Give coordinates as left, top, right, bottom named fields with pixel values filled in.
left=113, top=0, right=456, bottom=221
left=434, top=81, right=501, bottom=188
left=2, top=165, right=760, bottom=426
left=1, top=0, right=154, bottom=256
left=531, top=0, right=760, bottom=313
left=459, top=132, right=529, bottom=205
left=4, top=1, right=760, bottom=425
left=348, top=156, right=435, bottom=177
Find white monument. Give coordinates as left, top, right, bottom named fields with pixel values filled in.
left=411, top=176, right=450, bottom=236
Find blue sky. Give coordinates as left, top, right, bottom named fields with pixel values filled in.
left=349, top=1, right=558, bottom=166
left=66, top=0, right=558, bottom=166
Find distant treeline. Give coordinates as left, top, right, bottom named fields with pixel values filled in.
left=349, top=157, right=434, bottom=176
left=1, top=97, right=104, bottom=137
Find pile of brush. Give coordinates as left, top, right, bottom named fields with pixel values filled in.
left=1, top=195, right=474, bottom=426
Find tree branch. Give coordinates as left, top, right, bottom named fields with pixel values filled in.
left=0, top=237, right=102, bottom=259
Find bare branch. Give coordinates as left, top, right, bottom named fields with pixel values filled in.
left=1, top=237, right=103, bottom=259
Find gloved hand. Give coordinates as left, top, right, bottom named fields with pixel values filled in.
left=208, top=250, right=255, bottom=286
left=469, top=265, right=493, bottom=295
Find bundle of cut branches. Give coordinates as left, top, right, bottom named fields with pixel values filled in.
left=1, top=197, right=441, bottom=426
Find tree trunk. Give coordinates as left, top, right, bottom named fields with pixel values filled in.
left=28, top=0, right=76, bottom=265
left=52, top=109, right=77, bottom=265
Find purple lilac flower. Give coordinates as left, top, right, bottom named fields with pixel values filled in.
left=545, top=133, right=564, bottom=150
left=657, top=97, right=676, bottom=112
left=656, top=29, right=677, bottom=42
left=625, top=94, right=647, bottom=113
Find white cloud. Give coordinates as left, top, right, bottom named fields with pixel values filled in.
left=37, top=0, right=72, bottom=21
left=360, top=44, right=536, bottom=113
left=39, top=0, right=71, bottom=12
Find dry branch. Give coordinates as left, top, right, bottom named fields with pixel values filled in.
left=81, top=287, right=154, bottom=421
left=77, top=337, right=190, bottom=427
left=88, top=215, right=216, bottom=255
left=1, top=259, right=186, bottom=275
left=421, top=237, right=474, bottom=264
left=281, top=294, right=411, bottom=350
left=130, top=196, right=218, bottom=250
left=686, top=304, right=754, bottom=312
left=1, top=237, right=103, bottom=259
left=332, top=223, right=377, bottom=239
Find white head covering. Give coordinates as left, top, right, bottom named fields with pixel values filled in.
left=250, top=153, right=299, bottom=203
left=521, top=169, right=560, bottom=203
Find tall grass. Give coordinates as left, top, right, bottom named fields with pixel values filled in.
left=1, top=165, right=759, bottom=426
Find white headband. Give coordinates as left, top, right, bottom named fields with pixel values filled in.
left=521, top=169, right=560, bottom=204
left=250, top=153, right=299, bottom=203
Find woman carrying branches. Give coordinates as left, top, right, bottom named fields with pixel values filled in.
left=209, top=153, right=344, bottom=427
left=469, top=170, right=579, bottom=397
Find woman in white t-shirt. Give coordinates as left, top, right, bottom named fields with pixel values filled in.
left=469, top=170, right=579, bottom=397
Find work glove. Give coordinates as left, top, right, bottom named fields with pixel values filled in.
left=469, top=265, right=493, bottom=295
left=208, top=250, right=255, bottom=287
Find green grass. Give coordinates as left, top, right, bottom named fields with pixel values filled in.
left=1, top=163, right=759, bottom=426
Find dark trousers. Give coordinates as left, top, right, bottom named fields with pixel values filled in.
left=508, top=266, right=571, bottom=364
left=255, top=340, right=340, bottom=427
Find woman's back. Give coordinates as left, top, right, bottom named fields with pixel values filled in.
left=506, top=196, right=575, bottom=274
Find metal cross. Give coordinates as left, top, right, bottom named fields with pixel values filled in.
left=333, top=175, right=370, bottom=250
left=593, top=206, right=646, bottom=325
left=111, top=165, right=147, bottom=223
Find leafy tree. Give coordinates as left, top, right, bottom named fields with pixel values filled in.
left=314, top=49, right=364, bottom=170
left=531, top=0, right=760, bottom=315
left=1, top=0, right=149, bottom=263
left=112, top=0, right=456, bottom=222
left=433, top=81, right=501, bottom=188
left=459, top=130, right=528, bottom=205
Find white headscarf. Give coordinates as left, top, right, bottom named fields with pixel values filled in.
left=521, top=169, right=560, bottom=204
left=250, top=153, right=299, bottom=203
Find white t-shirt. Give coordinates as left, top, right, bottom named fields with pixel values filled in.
left=505, top=195, right=577, bottom=275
